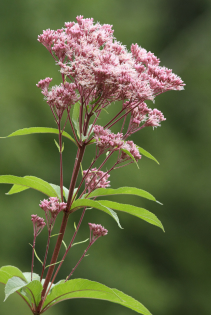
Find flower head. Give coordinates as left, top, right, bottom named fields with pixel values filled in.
left=39, top=197, right=67, bottom=229
left=89, top=223, right=108, bottom=241
left=83, top=168, right=110, bottom=193
left=31, top=214, right=46, bottom=236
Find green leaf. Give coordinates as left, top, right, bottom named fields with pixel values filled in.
left=70, top=199, right=122, bottom=228
left=86, top=187, right=157, bottom=202
left=121, top=148, right=139, bottom=169
left=0, top=266, right=27, bottom=282
left=72, top=238, right=89, bottom=247
left=23, top=280, right=43, bottom=306
left=0, top=127, right=76, bottom=144
left=29, top=244, right=43, bottom=265
left=98, top=200, right=164, bottom=231
left=22, top=272, right=40, bottom=282
left=4, top=276, right=43, bottom=307
left=72, top=102, right=80, bottom=136
left=41, top=278, right=152, bottom=315
left=137, top=146, right=159, bottom=164
left=4, top=276, right=27, bottom=301
left=0, top=175, right=58, bottom=197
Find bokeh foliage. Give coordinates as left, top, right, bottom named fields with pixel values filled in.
left=0, top=0, right=211, bottom=314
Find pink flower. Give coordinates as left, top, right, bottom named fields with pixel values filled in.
left=88, top=223, right=108, bottom=240
left=38, top=16, right=184, bottom=112
left=145, top=108, right=166, bottom=127
left=39, top=197, right=67, bottom=228
left=94, top=125, right=124, bottom=152
left=120, top=140, right=142, bottom=162
left=83, top=168, right=110, bottom=193
left=31, top=214, right=46, bottom=236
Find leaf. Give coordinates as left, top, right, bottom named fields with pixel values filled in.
left=41, top=278, right=152, bottom=315
left=29, top=244, right=43, bottom=265
left=0, top=127, right=76, bottom=144
left=72, top=238, right=89, bottom=247
left=22, top=272, right=40, bottom=283
left=4, top=276, right=43, bottom=307
left=0, top=175, right=58, bottom=197
left=4, top=276, right=27, bottom=301
left=72, top=102, right=80, bottom=136
left=121, top=148, right=139, bottom=169
left=0, top=266, right=27, bottom=282
left=98, top=200, right=164, bottom=231
left=70, top=199, right=122, bottom=228
left=86, top=187, right=157, bottom=202
left=23, top=280, right=43, bottom=306
left=137, top=146, right=159, bottom=164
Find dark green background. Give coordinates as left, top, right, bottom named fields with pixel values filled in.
left=0, top=0, right=211, bottom=314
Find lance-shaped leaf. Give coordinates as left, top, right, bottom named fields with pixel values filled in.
left=121, top=148, right=139, bottom=169
left=85, top=187, right=157, bottom=202
left=72, top=102, right=80, bottom=137
left=0, top=175, right=58, bottom=197
left=70, top=199, right=122, bottom=228
left=97, top=200, right=164, bottom=231
left=41, top=278, right=152, bottom=315
left=0, top=127, right=76, bottom=144
left=137, top=146, right=159, bottom=164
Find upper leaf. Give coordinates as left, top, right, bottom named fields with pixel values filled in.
left=0, top=127, right=76, bottom=144
left=85, top=187, right=157, bottom=202
left=41, top=278, right=152, bottom=315
left=98, top=200, right=164, bottom=231
left=0, top=266, right=27, bottom=282
left=137, top=146, right=159, bottom=164
left=70, top=199, right=122, bottom=228
left=0, top=175, right=58, bottom=197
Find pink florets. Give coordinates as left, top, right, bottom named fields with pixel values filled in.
left=46, top=82, right=78, bottom=110
left=83, top=168, right=110, bottom=193
left=39, top=197, right=67, bottom=227
left=88, top=223, right=108, bottom=239
left=120, top=140, right=142, bottom=162
left=31, top=214, right=46, bottom=236
left=38, top=16, right=184, bottom=109
left=36, top=77, right=53, bottom=96
left=94, top=125, right=124, bottom=152
left=145, top=108, right=166, bottom=127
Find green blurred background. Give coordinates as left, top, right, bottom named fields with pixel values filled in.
left=0, top=0, right=211, bottom=314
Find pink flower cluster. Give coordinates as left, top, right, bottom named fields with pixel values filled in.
left=83, top=168, right=110, bottom=193
left=120, top=141, right=142, bottom=162
left=31, top=214, right=46, bottom=236
left=94, top=125, right=123, bottom=152
left=37, top=79, right=78, bottom=112
left=144, top=108, right=166, bottom=127
left=38, top=16, right=184, bottom=110
left=39, top=197, right=67, bottom=223
left=88, top=223, right=108, bottom=239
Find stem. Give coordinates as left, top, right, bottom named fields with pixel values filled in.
left=46, top=207, right=87, bottom=295
left=40, top=230, right=51, bottom=282
left=65, top=240, right=94, bottom=281
left=37, top=211, right=69, bottom=313
left=31, top=234, right=36, bottom=282
left=58, top=119, right=64, bottom=202
left=66, top=144, right=86, bottom=211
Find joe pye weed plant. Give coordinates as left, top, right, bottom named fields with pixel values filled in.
left=0, top=16, right=184, bottom=315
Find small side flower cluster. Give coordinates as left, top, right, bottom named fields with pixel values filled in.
left=83, top=168, right=110, bottom=193
left=31, top=214, right=46, bottom=236
left=120, top=141, right=142, bottom=162
left=94, top=125, right=124, bottom=152
left=89, top=223, right=108, bottom=242
left=39, top=197, right=67, bottom=228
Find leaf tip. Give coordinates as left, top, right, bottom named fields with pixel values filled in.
left=156, top=200, right=163, bottom=205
